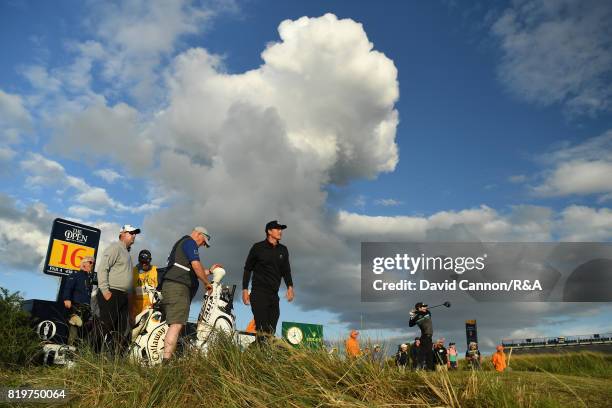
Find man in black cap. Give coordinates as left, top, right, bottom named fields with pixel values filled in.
left=409, top=302, right=434, bottom=370
left=242, top=220, right=294, bottom=343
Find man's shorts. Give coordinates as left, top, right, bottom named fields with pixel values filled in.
left=161, top=280, right=191, bottom=325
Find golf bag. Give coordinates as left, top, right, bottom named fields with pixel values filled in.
left=129, top=284, right=167, bottom=365
left=129, top=265, right=237, bottom=365
left=193, top=267, right=236, bottom=351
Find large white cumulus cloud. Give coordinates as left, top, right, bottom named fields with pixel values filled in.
left=138, top=13, right=400, bottom=287
left=156, top=13, right=399, bottom=185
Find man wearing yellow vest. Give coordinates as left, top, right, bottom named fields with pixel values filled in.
left=130, top=249, right=159, bottom=322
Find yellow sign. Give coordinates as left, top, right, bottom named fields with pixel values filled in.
left=48, top=239, right=96, bottom=271
left=44, top=218, right=101, bottom=278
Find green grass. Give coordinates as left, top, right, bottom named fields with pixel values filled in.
left=505, top=351, right=612, bottom=379
left=1, top=340, right=611, bottom=408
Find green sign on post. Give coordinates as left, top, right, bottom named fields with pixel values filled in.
left=282, top=321, right=323, bottom=349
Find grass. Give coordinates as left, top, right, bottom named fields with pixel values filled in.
left=505, top=351, right=612, bottom=379
left=1, top=340, right=611, bottom=408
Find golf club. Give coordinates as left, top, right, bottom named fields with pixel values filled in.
left=428, top=301, right=451, bottom=309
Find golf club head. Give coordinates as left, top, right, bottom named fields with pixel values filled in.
left=443, top=301, right=451, bottom=308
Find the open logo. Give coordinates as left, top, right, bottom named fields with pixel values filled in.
left=37, top=320, right=57, bottom=340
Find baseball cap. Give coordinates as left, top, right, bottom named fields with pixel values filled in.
left=120, top=224, right=141, bottom=234
left=415, top=302, right=428, bottom=309
left=265, top=220, right=287, bottom=231
left=194, top=226, right=211, bottom=247
left=138, top=249, right=152, bottom=262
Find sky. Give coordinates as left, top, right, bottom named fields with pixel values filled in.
left=1, top=0, right=612, bottom=353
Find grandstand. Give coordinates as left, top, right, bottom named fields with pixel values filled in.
left=502, top=332, right=612, bottom=354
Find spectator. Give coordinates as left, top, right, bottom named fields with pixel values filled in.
left=396, top=343, right=409, bottom=371
left=245, top=318, right=257, bottom=334
left=465, top=342, right=482, bottom=370
left=345, top=329, right=361, bottom=358
left=62, top=256, right=95, bottom=346
left=410, top=337, right=421, bottom=370
left=448, top=342, right=458, bottom=370
left=433, top=338, right=449, bottom=371
left=371, top=344, right=384, bottom=367
left=491, top=345, right=507, bottom=372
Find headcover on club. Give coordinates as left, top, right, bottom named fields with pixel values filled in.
left=210, top=264, right=226, bottom=284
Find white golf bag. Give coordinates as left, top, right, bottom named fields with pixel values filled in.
left=129, top=265, right=237, bottom=365
left=193, top=266, right=236, bottom=351
left=129, top=284, right=167, bottom=365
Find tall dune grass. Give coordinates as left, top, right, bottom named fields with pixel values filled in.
left=2, top=337, right=611, bottom=407
left=506, top=351, right=612, bottom=379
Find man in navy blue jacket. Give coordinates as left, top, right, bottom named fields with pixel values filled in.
left=62, top=256, right=95, bottom=345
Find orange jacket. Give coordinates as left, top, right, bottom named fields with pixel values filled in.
left=345, top=337, right=361, bottom=358
left=246, top=319, right=256, bottom=334
left=492, top=351, right=507, bottom=372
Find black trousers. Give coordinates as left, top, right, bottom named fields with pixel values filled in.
left=419, top=334, right=434, bottom=370
left=96, top=289, right=129, bottom=354
left=250, top=291, right=280, bottom=341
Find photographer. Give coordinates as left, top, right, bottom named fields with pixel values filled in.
left=409, top=302, right=434, bottom=370
left=433, top=338, right=449, bottom=371
left=466, top=342, right=482, bottom=370
left=395, top=343, right=409, bottom=371
left=62, top=256, right=95, bottom=346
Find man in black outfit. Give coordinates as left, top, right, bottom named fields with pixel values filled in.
left=409, top=302, right=434, bottom=370
left=410, top=337, right=421, bottom=370
left=242, top=220, right=294, bottom=343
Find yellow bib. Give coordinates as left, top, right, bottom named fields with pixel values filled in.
left=131, top=265, right=159, bottom=319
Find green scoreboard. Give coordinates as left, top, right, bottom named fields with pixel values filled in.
left=282, top=321, right=324, bottom=349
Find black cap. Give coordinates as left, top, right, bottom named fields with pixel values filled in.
left=415, top=302, right=428, bottom=309
left=138, top=249, right=152, bottom=262
left=265, top=220, right=287, bottom=232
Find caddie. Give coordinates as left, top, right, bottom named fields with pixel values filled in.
left=161, top=226, right=213, bottom=361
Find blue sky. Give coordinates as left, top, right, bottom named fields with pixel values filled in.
left=1, top=0, right=611, bottom=351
